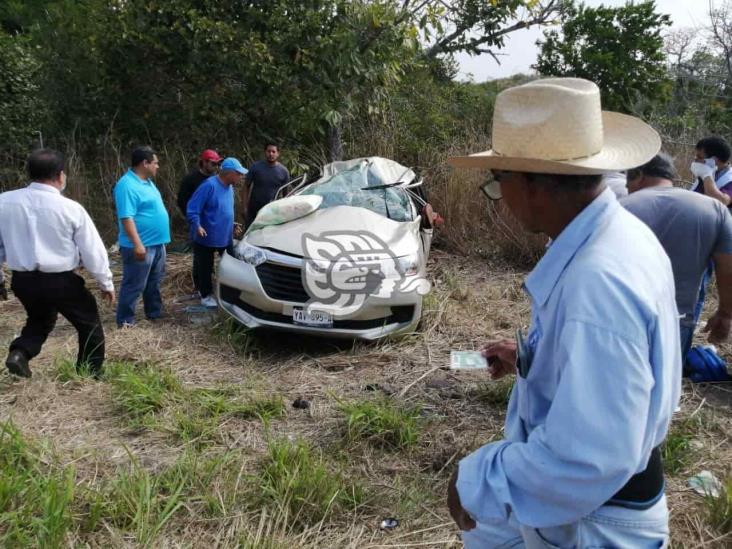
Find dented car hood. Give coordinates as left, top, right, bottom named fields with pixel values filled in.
left=245, top=205, right=421, bottom=258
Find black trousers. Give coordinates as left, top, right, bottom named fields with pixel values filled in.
left=10, top=271, right=105, bottom=372
left=192, top=243, right=228, bottom=298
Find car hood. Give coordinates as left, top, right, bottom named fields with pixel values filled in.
left=245, top=205, right=421, bottom=258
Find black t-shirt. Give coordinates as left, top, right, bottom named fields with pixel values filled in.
left=246, top=160, right=290, bottom=219
left=177, top=169, right=209, bottom=216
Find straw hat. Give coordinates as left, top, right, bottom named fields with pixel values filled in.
left=448, top=78, right=661, bottom=175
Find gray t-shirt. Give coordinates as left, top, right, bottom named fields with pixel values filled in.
left=621, top=186, right=732, bottom=316
left=246, top=160, right=290, bottom=220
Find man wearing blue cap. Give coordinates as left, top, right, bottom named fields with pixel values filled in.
left=187, top=157, right=247, bottom=307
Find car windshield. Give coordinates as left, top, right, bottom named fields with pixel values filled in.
left=300, top=162, right=414, bottom=221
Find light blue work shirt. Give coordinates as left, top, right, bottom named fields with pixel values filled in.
left=114, top=169, right=170, bottom=248
left=457, top=188, right=681, bottom=529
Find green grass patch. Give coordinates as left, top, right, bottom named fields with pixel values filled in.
left=190, top=388, right=285, bottom=421
left=171, top=410, right=221, bottom=447
left=211, top=318, right=257, bottom=354
left=661, top=416, right=702, bottom=476
left=106, top=361, right=183, bottom=425
left=94, top=455, right=189, bottom=546
left=255, top=438, right=363, bottom=528
left=168, top=388, right=286, bottom=446
left=54, top=358, right=99, bottom=383
left=705, top=476, right=732, bottom=535
left=0, top=421, right=262, bottom=545
left=0, top=421, right=76, bottom=547
left=338, top=397, right=422, bottom=449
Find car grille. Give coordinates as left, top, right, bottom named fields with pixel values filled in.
left=255, top=261, right=310, bottom=303
left=219, top=284, right=415, bottom=330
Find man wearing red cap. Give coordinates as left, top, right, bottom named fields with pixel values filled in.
left=176, top=149, right=223, bottom=217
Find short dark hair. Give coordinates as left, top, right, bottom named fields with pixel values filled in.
left=524, top=172, right=603, bottom=194
left=27, top=148, right=65, bottom=181
left=627, top=153, right=677, bottom=182
left=264, top=142, right=279, bottom=151
left=696, top=136, right=731, bottom=163
left=131, top=146, right=157, bottom=167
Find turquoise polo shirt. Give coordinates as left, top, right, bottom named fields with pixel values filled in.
left=113, top=169, right=171, bottom=248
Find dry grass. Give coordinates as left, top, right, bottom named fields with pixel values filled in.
left=0, top=249, right=730, bottom=547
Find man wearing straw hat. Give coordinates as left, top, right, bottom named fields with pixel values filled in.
left=446, top=78, right=680, bottom=547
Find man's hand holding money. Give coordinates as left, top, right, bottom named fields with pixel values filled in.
left=481, top=339, right=517, bottom=380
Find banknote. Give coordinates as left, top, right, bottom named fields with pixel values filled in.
left=449, top=351, right=488, bottom=370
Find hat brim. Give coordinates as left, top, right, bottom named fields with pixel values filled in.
left=448, top=111, right=661, bottom=175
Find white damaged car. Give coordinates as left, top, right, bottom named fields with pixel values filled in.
left=216, top=157, right=435, bottom=339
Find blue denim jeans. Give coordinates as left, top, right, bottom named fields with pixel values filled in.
left=680, top=317, right=696, bottom=374
left=116, top=244, right=166, bottom=326
left=462, top=496, right=669, bottom=548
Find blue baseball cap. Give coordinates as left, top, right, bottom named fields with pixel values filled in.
left=220, top=157, right=248, bottom=175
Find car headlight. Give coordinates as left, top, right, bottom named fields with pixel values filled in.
left=233, top=242, right=267, bottom=266
left=397, top=254, right=421, bottom=276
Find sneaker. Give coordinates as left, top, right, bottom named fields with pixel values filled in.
left=5, top=350, right=31, bottom=378
left=200, top=295, right=218, bottom=308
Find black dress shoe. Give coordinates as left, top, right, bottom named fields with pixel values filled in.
left=5, top=350, right=31, bottom=378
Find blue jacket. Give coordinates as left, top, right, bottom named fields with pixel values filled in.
left=186, top=176, right=234, bottom=248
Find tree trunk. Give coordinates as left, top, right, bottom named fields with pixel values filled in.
left=328, top=124, right=343, bottom=162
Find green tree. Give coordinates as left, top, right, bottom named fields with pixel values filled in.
left=534, top=0, right=672, bottom=112
left=0, top=31, right=46, bottom=189
left=1, top=0, right=566, bottom=162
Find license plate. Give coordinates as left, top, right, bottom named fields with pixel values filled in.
left=293, top=308, right=333, bottom=327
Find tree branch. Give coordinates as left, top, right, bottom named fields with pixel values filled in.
left=424, top=0, right=562, bottom=58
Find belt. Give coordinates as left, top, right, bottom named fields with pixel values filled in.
left=606, top=446, right=664, bottom=510
left=11, top=270, right=74, bottom=277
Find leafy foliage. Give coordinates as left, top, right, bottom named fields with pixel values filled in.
left=535, top=0, right=672, bottom=112
left=0, top=31, right=46, bottom=189
left=0, top=0, right=561, bottom=164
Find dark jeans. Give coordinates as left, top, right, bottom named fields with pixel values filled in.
left=117, top=244, right=166, bottom=326
left=10, top=271, right=105, bottom=372
left=192, top=243, right=230, bottom=298
left=680, top=316, right=696, bottom=376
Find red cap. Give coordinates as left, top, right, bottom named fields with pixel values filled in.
left=199, top=149, right=223, bottom=162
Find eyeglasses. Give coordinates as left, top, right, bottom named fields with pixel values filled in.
left=479, top=173, right=503, bottom=201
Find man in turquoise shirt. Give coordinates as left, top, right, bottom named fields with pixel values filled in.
left=113, top=146, right=170, bottom=327
left=448, top=79, right=680, bottom=547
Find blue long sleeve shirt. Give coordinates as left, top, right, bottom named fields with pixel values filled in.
left=457, top=188, right=681, bottom=529
left=186, top=176, right=234, bottom=248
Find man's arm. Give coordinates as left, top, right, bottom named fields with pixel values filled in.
left=121, top=218, right=146, bottom=261
left=703, top=176, right=732, bottom=206
left=704, top=252, right=732, bottom=343
left=114, top=180, right=146, bottom=261
left=74, top=207, right=115, bottom=303
left=453, top=320, right=656, bottom=529
left=186, top=183, right=212, bottom=238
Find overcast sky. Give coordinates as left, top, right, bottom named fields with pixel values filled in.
left=455, top=0, right=712, bottom=81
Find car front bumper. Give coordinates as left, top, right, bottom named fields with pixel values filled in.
left=216, top=250, right=423, bottom=340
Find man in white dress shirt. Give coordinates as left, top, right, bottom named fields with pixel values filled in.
left=0, top=149, right=115, bottom=378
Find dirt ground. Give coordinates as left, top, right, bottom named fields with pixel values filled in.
left=0, top=249, right=730, bottom=548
